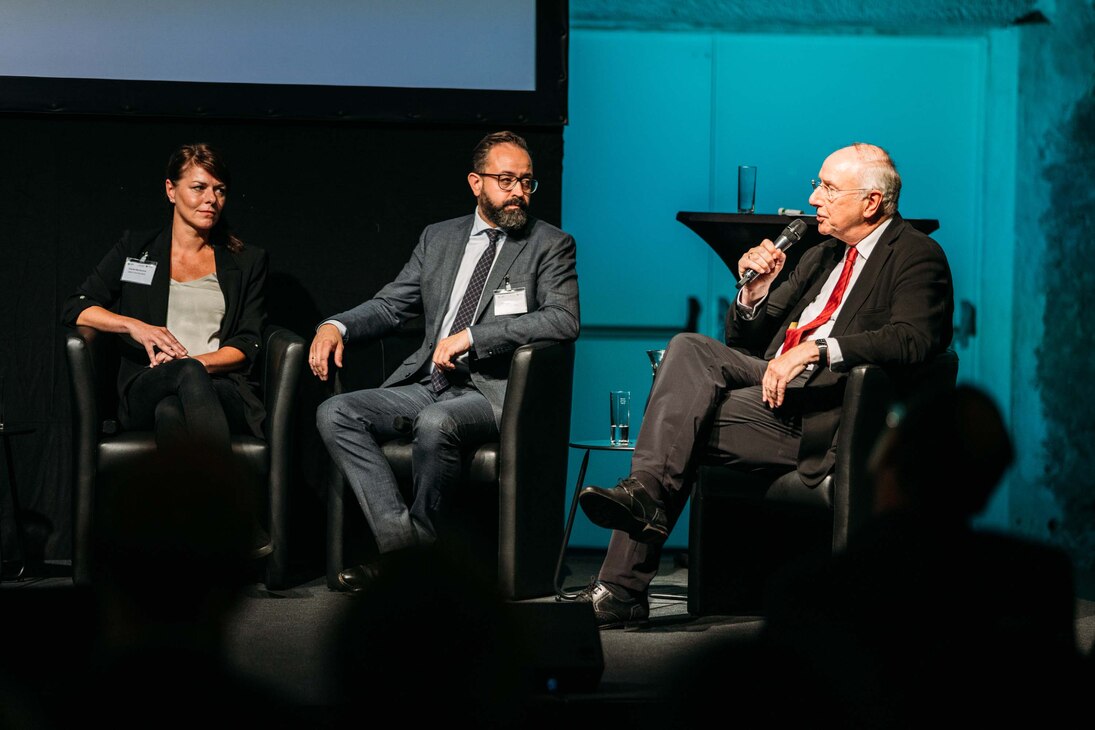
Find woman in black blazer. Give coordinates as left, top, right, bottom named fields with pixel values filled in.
left=62, top=143, right=268, bottom=463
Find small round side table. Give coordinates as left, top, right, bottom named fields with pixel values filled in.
left=554, top=439, right=634, bottom=600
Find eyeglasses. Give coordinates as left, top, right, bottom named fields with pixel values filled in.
left=477, top=172, right=539, bottom=193
left=810, top=179, right=870, bottom=202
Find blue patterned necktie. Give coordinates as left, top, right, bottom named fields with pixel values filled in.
left=430, top=227, right=503, bottom=393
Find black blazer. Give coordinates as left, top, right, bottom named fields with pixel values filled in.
left=61, top=226, right=269, bottom=437
left=727, top=214, right=955, bottom=484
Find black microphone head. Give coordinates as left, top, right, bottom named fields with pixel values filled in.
left=772, top=218, right=808, bottom=251
left=786, top=218, right=807, bottom=240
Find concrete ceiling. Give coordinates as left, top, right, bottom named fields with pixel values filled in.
left=569, top=0, right=1054, bottom=33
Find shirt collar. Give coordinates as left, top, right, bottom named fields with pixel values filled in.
left=472, top=208, right=505, bottom=241
left=846, top=217, right=892, bottom=260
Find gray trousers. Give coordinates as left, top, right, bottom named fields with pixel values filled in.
left=317, top=380, right=497, bottom=554
left=598, top=332, right=804, bottom=593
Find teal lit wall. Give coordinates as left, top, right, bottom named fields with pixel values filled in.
left=561, top=27, right=1020, bottom=549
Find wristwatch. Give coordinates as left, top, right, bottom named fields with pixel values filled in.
left=814, top=338, right=829, bottom=369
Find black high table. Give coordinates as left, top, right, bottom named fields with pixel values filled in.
left=675, top=211, right=939, bottom=279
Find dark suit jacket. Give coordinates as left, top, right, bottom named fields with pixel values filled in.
left=61, top=226, right=269, bottom=436
left=727, top=214, right=954, bottom=484
left=328, top=213, right=580, bottom=425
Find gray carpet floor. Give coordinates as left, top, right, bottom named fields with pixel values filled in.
left=218, top=551, right=763, bottom=708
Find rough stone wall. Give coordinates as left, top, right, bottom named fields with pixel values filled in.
left=1018, top=0, right=1095, bottom=584
left=571, top=0, right=1041, bottom=32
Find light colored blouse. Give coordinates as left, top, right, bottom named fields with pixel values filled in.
left=166, top=274, right=224, bottom=357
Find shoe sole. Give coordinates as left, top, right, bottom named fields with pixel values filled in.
left=597, top=617, right=650, bottom=630
left=336, top=573, right=368, bottom=594
left=579, top=490, right=668, bottom=544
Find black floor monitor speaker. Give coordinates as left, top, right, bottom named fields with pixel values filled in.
left=505, top=600, right=605, bottom=693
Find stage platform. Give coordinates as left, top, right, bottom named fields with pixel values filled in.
left=3, top=549, right=1093, bottom=728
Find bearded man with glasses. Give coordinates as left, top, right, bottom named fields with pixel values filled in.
left=310, top=131, right=579, bottom=591
left=576, top=143, right=954, bottom=628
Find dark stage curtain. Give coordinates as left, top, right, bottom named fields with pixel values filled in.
left=0, top=116, right=564, bottom=564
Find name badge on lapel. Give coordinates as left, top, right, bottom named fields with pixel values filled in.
left=492, top=277, right=527, bottom=316
left=121, top=253, right=157, bottom=285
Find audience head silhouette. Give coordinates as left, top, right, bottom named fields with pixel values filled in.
left=84, top=441, right=298, bottom=729
left=93, top=441, right=254, bottom=641
left=868, top=383, right=1014, bottom=521
left=330, top=546, right=528, bottom=728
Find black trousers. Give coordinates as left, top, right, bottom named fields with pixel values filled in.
left=598, top=332, right=805, bottom=593
left=121, top=358, right=249, bottom=458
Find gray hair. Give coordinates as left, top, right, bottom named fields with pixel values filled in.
left=852, top=142, right=901, bottom=218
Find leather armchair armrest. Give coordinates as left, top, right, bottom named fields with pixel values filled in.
left=258, top=325, right=306, bottom=589
left=497, top=340, right=575, bottom=599
left=260, top=326, right=307, bottom=450
left=65, top=326, right=105, bottom=586
left=830, top=364, right=894, bottom=551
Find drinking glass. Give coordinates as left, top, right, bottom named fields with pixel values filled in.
left=738, top=165, right=757, bottom=214
left=609, top=390, right=631, bottom=446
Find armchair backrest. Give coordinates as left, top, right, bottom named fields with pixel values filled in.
left=832, top=347, right=960, bottom=550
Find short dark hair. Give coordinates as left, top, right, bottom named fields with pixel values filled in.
left=471, top=131, right=531, bottom=172
left=165, top=142, right=244, bottom=252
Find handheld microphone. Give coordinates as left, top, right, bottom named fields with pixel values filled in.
left=735, top=218, right=808, bottom=289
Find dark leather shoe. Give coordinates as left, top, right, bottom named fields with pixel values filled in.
left=575, top=579, right=649, bottom=629
left=337, top=562, right=382, bottom=594
left=578, top=477, right=668, bottom=543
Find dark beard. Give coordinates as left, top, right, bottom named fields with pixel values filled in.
left=479, top=192, right=529, bottom=233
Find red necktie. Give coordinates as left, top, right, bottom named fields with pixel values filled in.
left=782, top=246, right=859, bottom=353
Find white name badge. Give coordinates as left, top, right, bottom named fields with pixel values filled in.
left=493, top=286, right=527, bottom=316
left=121, top=257, right=158, bottom=285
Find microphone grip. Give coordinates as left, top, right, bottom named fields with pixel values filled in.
left=736, top=268, right=760, bottom=289
left=734, top=218, right=805, bottom=290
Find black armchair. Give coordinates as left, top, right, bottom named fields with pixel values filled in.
left=65, top=324, right=306, bottom=589
left=688, top=349, right=960, bottom=615
left=325, top=339, right=575, bottom=600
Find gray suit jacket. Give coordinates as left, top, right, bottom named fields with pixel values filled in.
left=328, top=213, right=580, bottom=425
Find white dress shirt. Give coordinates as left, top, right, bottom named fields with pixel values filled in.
left=738, top=218, right=892, bottom=368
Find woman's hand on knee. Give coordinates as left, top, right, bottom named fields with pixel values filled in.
left=150, top=350, right=178, bottom=368
left=126, top=318, right=188, bottom=364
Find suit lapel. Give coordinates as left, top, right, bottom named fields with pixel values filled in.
left=421, top=216, right=475, bottom=344
left=433, top=217, right=475, bottom=332
left=214, top=244, right=242, bottom=330
left=794, top=242, right=844, bottom=323
left=831, top=217, right=903, bottom=337
left=766, top=242, right=843, bottom=358
left=474, top=232, right=528, bottom=324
